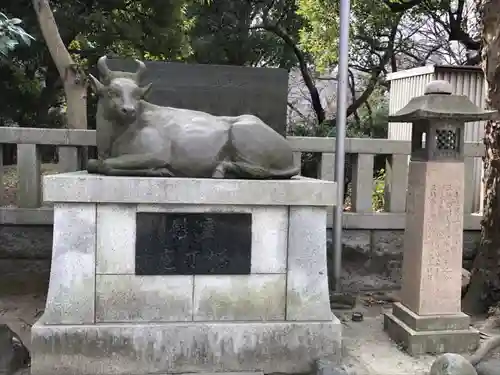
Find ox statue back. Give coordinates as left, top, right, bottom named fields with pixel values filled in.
left=86, top=56, right=300, bottom=179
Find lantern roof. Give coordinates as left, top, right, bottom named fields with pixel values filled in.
left=389, top=80, right=496, bottom=123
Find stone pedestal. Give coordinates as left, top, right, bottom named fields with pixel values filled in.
left=384, top=161, right=479, bottom=355
left=31, top=172, right=341, bottom=375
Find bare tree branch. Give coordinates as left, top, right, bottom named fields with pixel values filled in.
left=251, top=21, right=326, bottom=124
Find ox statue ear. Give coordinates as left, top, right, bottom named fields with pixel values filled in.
left=88, top=74, right=104, bottom=94
left=140, top=83, right=153, bottom=99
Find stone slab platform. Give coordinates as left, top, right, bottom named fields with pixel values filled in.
left=392, top=302, right=471, bottom=331
left=31, top=321, right=341, bottom=375
left=384, top=312, right=479, bottom=356
left=42, top=172, right=337, bottom=206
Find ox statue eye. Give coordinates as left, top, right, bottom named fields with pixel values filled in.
left=108, top=89, right=120, bottom=98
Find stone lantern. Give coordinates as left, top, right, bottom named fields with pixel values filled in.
left=383, top=80, right=496, bottom=356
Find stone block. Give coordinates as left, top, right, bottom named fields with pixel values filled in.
left=96, top=204, right=136, bottom=274
left=287, top=207, right=332, bottom=321
left=193, top=275, right=286, bottom=321
left=250, top=207, right=288, bottom=273
left=392, top=303, right=470, bottom=331
left=40, top=203, right=96, bottom=325
left=31, top=321, right=342, bottom=375
left=43, top=173, right=337, bottom=207
left=384, top=312, right=479, bottom=356
left=96, top=275, right=193, bottom=322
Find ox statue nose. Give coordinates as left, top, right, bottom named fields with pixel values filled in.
left=121, top=106, right=136, bottom=117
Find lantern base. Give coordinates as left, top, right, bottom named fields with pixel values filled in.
left=384, top=303, right=479, bottom=356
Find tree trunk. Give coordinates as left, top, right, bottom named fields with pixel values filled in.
left=32, top=0, right=87, bottom=130
left=462, top=0, right=500, bottom=315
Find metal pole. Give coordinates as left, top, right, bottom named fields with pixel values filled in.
left=333, top=0, right=351, bottom=292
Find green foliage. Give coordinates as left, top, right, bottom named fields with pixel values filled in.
left=186, top=0, right=304, bottom=68
left=0, top=0, right=204, bottom=127
left=347, top=85, right=389, bottom=138
left=372, top=168, right=386, bottom=211
left=0, top=12, right=33, bottom=58
left=295, top=0, right=340, bottom=70
left=295, top=0, right=440, bottom=72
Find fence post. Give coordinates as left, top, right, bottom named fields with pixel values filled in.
left=58, top=146, right=81, bottom=173
left=319, top=153, right=335, bottom=181
left=384, top=154, right=409, bottom=213
left=293, top=152, right=302, bottom=175
left=320, top=153, right=336, bottom=227
left=351, top=153, right=374, bottom=212
left=17, top=144, right=42, bottom=208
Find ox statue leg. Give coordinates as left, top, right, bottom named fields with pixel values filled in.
left=87, top=153, right=176, bottom=177
left=212, top=159, right=294, bottom=179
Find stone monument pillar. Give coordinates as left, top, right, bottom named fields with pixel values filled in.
left=383, top=80, right=496, bottom=356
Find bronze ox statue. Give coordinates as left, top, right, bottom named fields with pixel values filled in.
left=86, top=56, right=300, bottom=179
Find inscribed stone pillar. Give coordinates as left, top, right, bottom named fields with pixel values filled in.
left=383, top=80, right=496, bottom=356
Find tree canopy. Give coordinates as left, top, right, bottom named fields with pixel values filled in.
left=0, top=12, right=34, bottom=58
left=0, top=0, right=482, bottom=133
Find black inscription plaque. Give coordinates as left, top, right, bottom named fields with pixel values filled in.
left=135, top=213, right=252, bottom=275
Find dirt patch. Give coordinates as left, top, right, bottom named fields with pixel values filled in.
left=0, top=294, right=45, bottom=351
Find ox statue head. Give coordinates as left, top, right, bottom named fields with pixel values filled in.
left=89, top=56, right=153, bottom=125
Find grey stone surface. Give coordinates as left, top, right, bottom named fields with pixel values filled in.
left=96, top=275, right=193, bottom=322
left=105, top=59, right=289, bottom=136
left=429, top=353, right=476, bottom=375
left=0, top=226, right=52, bottom=259
left=287, top=207, right=332, bottom=321
left=392, top=302, right=471, bottom=331
left=39, top=203, right=96, bottom=325
left=193, top=275, right=286, bottom=321
left=96, top=204, right=136, bottom=274
left=250, top=207, right=288, bottom=274
left=43, top=173, right=337, bottom=206
left=31, top=321, right=342, bottom=375
left=384, top=312, right=479, bottom=356
left=0, top=259, right=50, bottom=295
left=17, top=144, right=41, bottom=208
